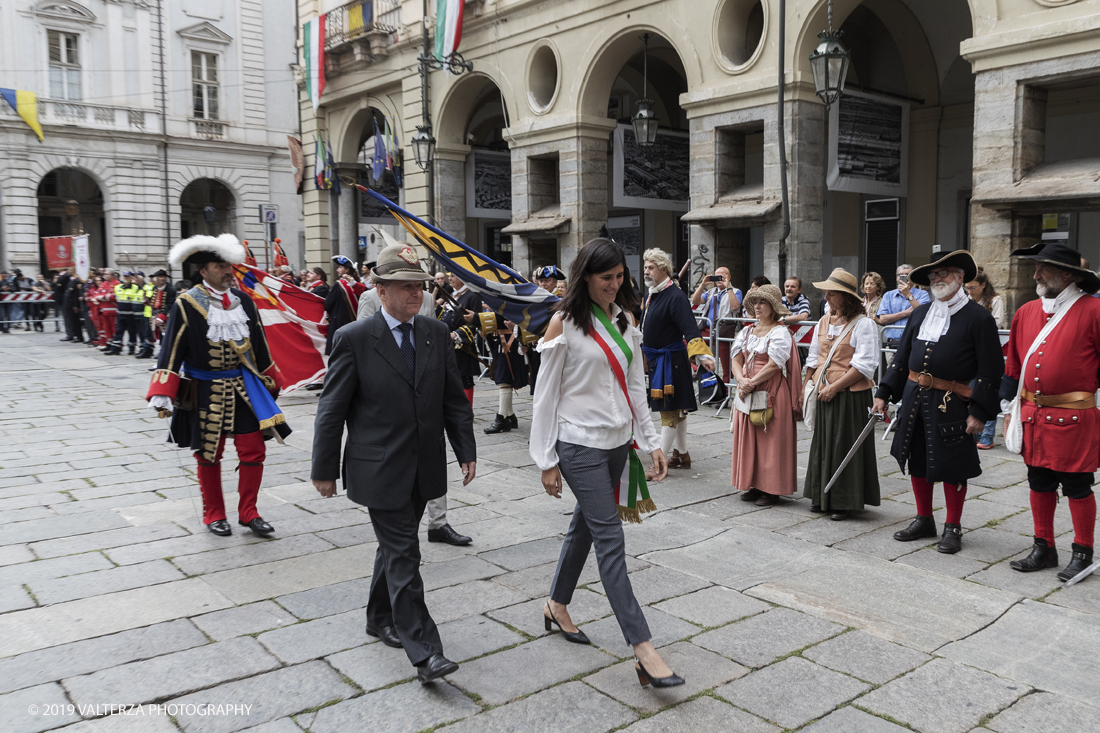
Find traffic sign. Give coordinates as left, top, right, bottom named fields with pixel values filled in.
left=259, top=204, right=279, bottom=224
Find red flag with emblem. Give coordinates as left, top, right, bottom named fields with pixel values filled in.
left=232, top=263, right=327, bottom=393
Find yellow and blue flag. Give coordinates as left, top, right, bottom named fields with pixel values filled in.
left=0, top=89, right=43, bottom=141
left=358, top=186, right=560, bottom=333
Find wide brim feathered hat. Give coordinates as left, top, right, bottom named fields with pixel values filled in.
left=169, top=234, right=246, bottom=268
left=1011, top=242, right=1100, bottom=294
left=909, top=250, right=978, bottom=287
left=742, top=284, right=791, bottom=318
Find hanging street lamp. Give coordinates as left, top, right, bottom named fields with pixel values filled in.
left=809, top=0, right=851, bottom=108
left=632, top=34, right=659, bottom=147
left=411, top=125, right=436, bottom=171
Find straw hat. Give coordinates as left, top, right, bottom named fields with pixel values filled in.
left=813, top=268, right=862, bottom=300
left=741, top=284, right=790, bottom=318
left=909, top=250, right=977, bottom=287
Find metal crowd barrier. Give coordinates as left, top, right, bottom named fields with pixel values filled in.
left=0, top=292, right=61, bottom=332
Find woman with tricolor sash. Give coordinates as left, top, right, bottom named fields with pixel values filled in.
left=530, top=238, right=684, bottom=689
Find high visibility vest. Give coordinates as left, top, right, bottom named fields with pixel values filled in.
left=142, top=282, right=154, bottom=318
left=115, top=283, right=142, bottom=313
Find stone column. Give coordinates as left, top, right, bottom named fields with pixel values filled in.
left=688, top=116, right=717, bottom=283
left=558, top=124, right=614, bottom=273
left=334, top=164, right=362, bottom=265
left=773, top=99, right=825, bottom=312
left=434, top=146, right=469, bottom=241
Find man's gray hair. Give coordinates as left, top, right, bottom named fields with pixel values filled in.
left=643, top=249, right=674, bottom=277
left=897, top=264, right=914, bottom=272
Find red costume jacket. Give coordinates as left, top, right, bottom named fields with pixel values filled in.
left=1004, top=295, right=1100, bottom=473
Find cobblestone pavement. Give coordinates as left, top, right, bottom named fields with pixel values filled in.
left=2, top=331, right=1099, bottom=733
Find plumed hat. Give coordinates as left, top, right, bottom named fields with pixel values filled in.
left=169, top=234, right=246, bottom=268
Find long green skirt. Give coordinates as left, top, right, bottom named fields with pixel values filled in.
left=803, top=389, right=881, bottom=511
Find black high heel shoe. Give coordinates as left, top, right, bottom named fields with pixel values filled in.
left=543, top=603, right=591, bottom=645
left=634, top=656, right=685, bottom=688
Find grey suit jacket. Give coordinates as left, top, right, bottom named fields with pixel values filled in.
left=311, top=310, right=476, bottom=510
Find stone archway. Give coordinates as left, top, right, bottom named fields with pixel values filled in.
left=36, top=167, right=106, bottom=270
left=179, top=178, right=236, bottom=240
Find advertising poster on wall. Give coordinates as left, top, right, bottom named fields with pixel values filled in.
left=466, top=150, right=513, bottom=219
left=613, top=124, right=690, bottom=212
left=827, top=90, right=910, bottom=197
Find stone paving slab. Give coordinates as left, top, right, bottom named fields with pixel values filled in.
left=589, top=563, right=710, bottom=606
left=257, top=609, right=368, bottom=664
left=986, top=691, right=1100, bottom=732
left=28, top=525, right=190, bottom=559
left=0, top=585, right=35, bottom=613
left=424, top=579, right=530, bottom=625
left=802, top=706, right=910, bottom=732
left=324, top=643, right=416, bottom=692
left=651, top=585, right=771, bottom=628
left=747, top=551, right=1021, bottom=652
left=169, top=661, right=356, bottom=733
left=580, top=607, right=699, bottom=656
left=437, top=615, right=526, bottom=663
left=583, top=641, right=749, bottom=714
left=447, top=634, right=615, bottom=705
left=486, top=589, right=613, bottom=638
left=63, top=636, right=281, bottom=706
left=1, top=682, right=81, bottom=733
left=619, top=695, right=778, bottom=733
left=440, top=681, right=636, bottom=733
left=858, top=658, right=1030, bottom=733
left=0, top=552, right=114, bottom=587
left=105, top=531, right=272, bottom=567
left=29, top=559, right=184, bottom=605
left=41, top=714, right=180, bottom=732
left=693, top=607, right=845, bottom=667
left=308, top=680, right=478, bottom=733
left=895, top=548, right=989, bottom=579
left=0, top=579, right=234, bottom=658
left=0, top=544, right=35, bottom=567
left=940, top=600, right=1100, bottom=706
left=191, top=601, right=298, bottom=641
left=801, top=630, right=931, bottom=685
left=715, top=657, right=870, bottom=729
left=273, top=577, right=373, bottom=620
left=171, top=534, right=336, bottom=576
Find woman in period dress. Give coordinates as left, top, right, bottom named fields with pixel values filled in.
left=531, top=237, right=683, bottom=689
left=730, top=285, right=803, bottom=505
left=803, top=269, right=882, bottom=520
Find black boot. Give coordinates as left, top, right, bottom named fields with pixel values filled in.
left=103, top=344, right=121, bottom=355
left=128, top=343, right=136, bottom=355
left=508, top=414, right=518, bottom=429
left=937, top=523, right=963, bottom=554
left=484, top=414, right=511, bottom=434
left=135, top=347, right=153, bottom=359
left=894, top=515, right=937, bottom=542
left=1058, top=543, right=1095, bottom=583
left=1010, top=538, right=1059, bottom=572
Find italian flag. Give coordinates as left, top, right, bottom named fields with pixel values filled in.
left=434, top=0, right=463, bottom=60
left=304, top=16, right=326, bottom=110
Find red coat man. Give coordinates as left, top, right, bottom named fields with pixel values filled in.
left=94, top=276, right=118, bottom=346
left=1004, top=243, right=1100, bottom=583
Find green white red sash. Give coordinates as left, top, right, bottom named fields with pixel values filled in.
left=589, top=304, right=656, bottom=523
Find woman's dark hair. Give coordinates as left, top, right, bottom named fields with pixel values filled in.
left=751, top=275, right=771, bottom=288
left=555, top=238, right=639, bottom=336
left=831, top=292, right=863, bottom=320
left=338, top=264, right=361, bottom=282
left=311, top=267, right=328, bottom=283
left=972, top=272, right=996, bottom=311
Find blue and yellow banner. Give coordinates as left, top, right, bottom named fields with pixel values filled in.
left=0, top=88, right=43, bottom=141
left=358, top=186, right=560, bottom=333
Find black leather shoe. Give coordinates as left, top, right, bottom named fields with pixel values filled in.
left=417, top=653, right=458, bottom=683
left=427, top=524, right=471, bottom=545
left=484, top=414, right=511, bottom=434
left=894, top=515, right=937, bottom=542
left=128, top=344, right=135, bottom=355
left=740, top=488, right=762, bottom=502
left=135, top=349, right=153, bottom=359
left=240, top=517, right=274, bottom=536
left=305, top=382, right=323, bottom=391
left=543, top=603, right=591, bottom=645
left=366, top=624, right=403, bottom=648
left=635, top=656, right=685, bottom=688
left=60, top=336, right=73, bottom=341
left=937, top=523, right=963, bottom=554
left=1011, top=538, right=1059, bottom=572
left=508, top=414, right=518, bottom=429
left=830, top=510, right=850, bottom=521
left=1058, top=543, right=1095, bottom=583
left=207, top=519, right=232, bottom=536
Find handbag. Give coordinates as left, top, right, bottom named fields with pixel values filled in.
left=802, top=316, right=863, bottom=431
left=1004, top=291, right=1082, bottom=454
left=735, top=390, right=773, bottom=428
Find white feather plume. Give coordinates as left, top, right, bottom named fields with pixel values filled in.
left=169, top=234, right=246, bottom=267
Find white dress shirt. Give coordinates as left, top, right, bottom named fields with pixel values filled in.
left=805, top=316, right=880, bottom=381
left=380, top=308, right=415, bottom=352
left=529, top=306, right=661, bottom=470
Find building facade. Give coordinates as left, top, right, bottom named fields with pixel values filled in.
left=0, top=0, right=304, bottom=275
left=299, top=0, right=1100, bottom=311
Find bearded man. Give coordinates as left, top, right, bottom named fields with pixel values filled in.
left=1003, top=243, right=1100, bottom=582
left=873, top=250, right=1003, bottom=554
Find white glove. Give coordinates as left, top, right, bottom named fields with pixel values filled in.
left=149, top=395, right=172, bottom=412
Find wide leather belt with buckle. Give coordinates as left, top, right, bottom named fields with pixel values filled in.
left=908, top=370, right=973, bottom=399
left=1021, top=389, right=1096, bottom=410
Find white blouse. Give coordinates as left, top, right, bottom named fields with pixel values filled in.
left=732, top=324, right=793, bottom=375
left=529, top=306, right=661, bottom=471
left=804, top=316, right=880, bottom=381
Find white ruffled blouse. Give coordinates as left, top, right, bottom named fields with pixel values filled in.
left=732, top=324, right=793, bottom=374
left=528, top=306, right=661, bottom=471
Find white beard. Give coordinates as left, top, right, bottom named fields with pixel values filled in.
left=930, top=282, right=959, bottom=300
left=643, top=276, right=655, bottom=287
left=1036, top=282, right=1066, bottom=299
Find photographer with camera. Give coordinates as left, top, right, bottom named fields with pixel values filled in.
left=691, top=267, right=741, bottom=379
left=876, top=264, right=929, bottom=349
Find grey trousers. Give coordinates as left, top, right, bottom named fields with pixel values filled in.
left=550, top=441, right=651, bottom=646
left=425, top=495, right=448, bottom=530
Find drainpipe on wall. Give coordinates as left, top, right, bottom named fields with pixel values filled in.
left=776, top=0, right=791, bottom=285
left=157, top=0, right=171, bottom=273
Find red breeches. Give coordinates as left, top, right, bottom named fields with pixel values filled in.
left=194, top=431, right=266, bottom=524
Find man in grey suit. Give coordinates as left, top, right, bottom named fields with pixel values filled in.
left=311, top=243, right=477, bottom=684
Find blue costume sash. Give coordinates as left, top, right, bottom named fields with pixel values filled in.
left=182, top=363, right=286, bottom=430
left=641, top=341, right=687, bottom=401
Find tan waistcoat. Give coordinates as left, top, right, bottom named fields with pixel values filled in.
left=816, top=315, right=874, bottom=392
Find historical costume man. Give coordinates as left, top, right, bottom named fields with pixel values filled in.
left=873, top=251, right=1003, bottom=553
left=439, top=272, right=484, bottom=407
left=640, top=248, right=716, bottom=470
left=528, top=265, right=566, bottom=394
left=1003, top=243, right=1100, bottom=581
left=146, top=235, right=290, bottom=537
left=147, top=269, right=177, bottom=350
left=324, top=255, right=366, bottom=355
left=311, top=243, right=477, bottom=683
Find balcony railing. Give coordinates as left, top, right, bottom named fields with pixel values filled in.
left=0, top=99, right=158, bottom=133
left=191, top=119, right=228, bottom=140
left=325, top=0, right=400, bottom=50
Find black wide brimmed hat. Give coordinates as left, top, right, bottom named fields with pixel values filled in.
left=1011, top=242, right=1100, bottom=294
left=909, top=250, right=978, bottom=287
left=150, top=269, right=169, bottom=279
